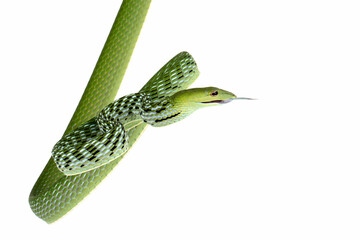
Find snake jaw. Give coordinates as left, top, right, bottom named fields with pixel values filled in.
left=200, top=99, right=233, bottom=104
left=201, top=97, right=255, bottom=104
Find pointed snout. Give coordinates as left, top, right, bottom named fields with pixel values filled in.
left=221, top=89, right=237, bottom=100
left=221, top=90, right=255, bottom=103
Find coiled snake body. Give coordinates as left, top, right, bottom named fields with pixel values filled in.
left=29, top=1, right=246, bottom=223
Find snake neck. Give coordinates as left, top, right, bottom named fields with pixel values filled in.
left=96, top=93, right=145, bottom=132
left=96, top=90, right=201, bottom=130
left=140, top=93, right=188, bottom=127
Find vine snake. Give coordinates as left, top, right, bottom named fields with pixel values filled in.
left=29, top=0, right=250, bottom=223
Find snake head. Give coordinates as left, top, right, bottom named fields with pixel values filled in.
left=198, top=87, right=237, bottom=105
left=171, top=87, right=252, bottom=107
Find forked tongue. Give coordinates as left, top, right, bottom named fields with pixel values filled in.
left=233, top=97, right=256, bottom=100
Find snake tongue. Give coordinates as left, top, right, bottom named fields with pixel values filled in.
left=233, top=97, right=256, bottom=101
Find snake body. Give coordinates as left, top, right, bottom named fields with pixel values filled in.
left=51, top=50, right=237, bottom=176
left=29, top=0, right=240, bottom=223
left=29, top=0, right=152, bottom=223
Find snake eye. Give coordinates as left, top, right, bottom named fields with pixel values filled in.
left=210, top=91, right=218, bottom=97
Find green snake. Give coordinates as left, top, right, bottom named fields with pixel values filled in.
left=29, top=0, right=249, bottom=223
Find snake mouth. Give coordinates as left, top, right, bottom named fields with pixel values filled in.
left=201, top=97, right=255, bottom=104
left=201, top=99, right=233, bottom=104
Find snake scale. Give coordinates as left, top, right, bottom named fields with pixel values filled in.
left=29, top=0, right=246, bottom=223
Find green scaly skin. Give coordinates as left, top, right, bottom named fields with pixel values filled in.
left=29, top=0, right=152, bottom=223
left=29, top=0, right=242, bottom=223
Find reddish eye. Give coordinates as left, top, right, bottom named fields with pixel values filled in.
left=210, top=91, right=218, bottom=96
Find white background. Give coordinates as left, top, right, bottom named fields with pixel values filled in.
left=0, top=0, right=359, bottom=239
